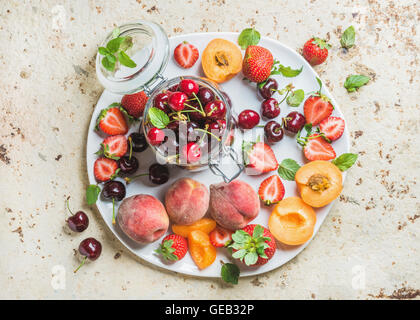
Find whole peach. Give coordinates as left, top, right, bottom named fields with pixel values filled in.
left=117, top=194, right=169, bottom=243
left=209, top=179, right=260, bottom=230
left=165, top=178, right=209, bottom=225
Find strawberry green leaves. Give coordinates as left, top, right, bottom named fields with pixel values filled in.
left=238, top=28, right=261, bottom=50
left=221, top=263, right=240, bottom=285
left=332, top=153, right=358, bottom=171
left=344, top=75, right=370, bottom=92
left=155, top=239, right=179, bottom=261
left=312, top=37, right=331, bottom=50
left=341, top=26, right=356, bottom=49
left=86, top=184, right=101, bottom=205
left=148, top=107, right=170, bottom=129
left=278, top=159, right=301, bottom=181
left=98, top=28, right=136, bottom=72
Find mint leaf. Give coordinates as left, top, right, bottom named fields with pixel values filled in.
left=102, top=55, right=116, bottom=71
left=278, top=159, right=301, bottom=181
left=106, top=37, right=125, bottom=53
left=120, top=36, right=134, bottom=51
left=344, top=75, right=370, bottom=92
left=86, top=184, right=100, bottom=205
left=238, top=28, right=261, bottom=50
left=244, top=252, right=258, bottom=266
left=118, top=51, right=137, bottom=68
left=332, top=153, right=358, bottom=171
left=112, top=28, right=120, bottom=38
left=148, top=107, right=170, bottom=129
left=273, top=65, right=303, bottom=78
left=221, top=263, right=240, bottom=285
left=98, top=47, right=110, bottom=55
left=341, top=26, right=355, bottom=49
left=287, top=89, right=305, bottom=106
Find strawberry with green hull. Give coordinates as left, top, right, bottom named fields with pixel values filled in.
left=242, top=46, right=274, bottom=83
left=304, top=78, right=333, bottom=126
left=258, top=175, right=285, bottom=206
left=96, top=106, right=128, bottom=135
left=121, top=91, right=148, bottom=118
left=96, top=135, right=128, bottom=160
left=93, top=157, right=119, bottom=182
left=209, top=226, right=233, bottom=248
left=319, top=116, right=345, bottom=141
left=302, top=37, right=331, bottom=65
left=156, top=234, right=188, bottom=262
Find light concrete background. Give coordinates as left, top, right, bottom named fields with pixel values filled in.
left=0, top=0, right=419, bottom=299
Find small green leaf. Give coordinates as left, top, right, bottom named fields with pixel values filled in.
left=98, top=47, right=110, bottom=56
left=244, top=252, right=258, bottom=266
left=118, top=51, right=137, bottom=68
left=148, top=107, right=170, bottom=129
left=273, top=65, right=303, bottom=78
left=101, top=55, right=116, bottom=71
left=278, top=159, right=301, bottom=181
left=120, top=36, right=134, bottom=51
left=106, top=37, right=125, bottom=53
left=112, top=28, right=120, bottom=38
left=344, top=75, right=370, bottom=92
left=341, top=26, right=355, bottom=49
left=238, top=28, right=261, bottom=50
left=86, top=184, right=100, bottom=205
left=332, top=153, right=358, bottom=171
left=287, top=89, right=305, bottom=107
left=221, top=263, right=240, bottom=285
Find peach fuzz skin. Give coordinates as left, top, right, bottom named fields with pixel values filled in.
left=117, top=194, right=169, bottom=243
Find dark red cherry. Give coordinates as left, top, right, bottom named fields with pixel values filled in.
left=153, top=92, right=170, bottom=113
left=179, top=79, right=199, bottom=96
left=117, top=155, right=139, bottom=175
left=197, top=87, right=215, bottom=105
left=221, top=91, right=232, bottom=107
left=65, top=199, right=89, bottom=232
left=168, top=91, right=187, bottom=111
left=74, top=237, right=102, bottom=273
left=102, top=180, right=126, bottom=201
left=148, top=163, right=170, bottom=185
left=258, top=78, right=278, bottom=99
left=283, top=111, right=306, bottom=133
left=264, top=121, right=284, bottom=143
left=147, top=128, right=165, bottom=146
left=130, top=132, right=148, bottom=153
left=261, top=98, right=280, bottom=119
left=204, top=100, right=226, bottom=120
left=238, top=109, right=260, bottom=129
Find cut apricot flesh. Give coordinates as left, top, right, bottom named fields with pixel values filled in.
left=268, top=197, right=316, bottom=245
left=202, top=39, right=242, bottom=83
left=172, top=218, right=216, bottom=238
left=188, top=230, right=217, bottom=269
left=295, top=160, right=342, bottom=207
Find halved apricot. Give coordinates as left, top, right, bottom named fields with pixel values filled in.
left=188, top=230, right=217, bottom=269
left=268, top=197, right=316, bottom=245
left=172, top=218, right=216, bottom=238
left=295, top=160, right=343, bottom=207
left=202, top=39, right=242, bottom=83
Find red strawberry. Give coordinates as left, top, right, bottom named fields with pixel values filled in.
left=155, top=234, right=188, bottom=261
left=96, top=107, right=128, bottom=135
left=303, top=95, right=334, bottom=125
left=302, top=37, right=331, bottom=65
left=242, top=46, right=273, bottom=83
left=319, top=116, right=345, bottom=141
left=228, top=224, right=276, bottom=266
left=121, top=91, right=148, bottom=118
left=246, top=142, right=278, bottom=175
left=174, top=41, right=199, bottom=69
left=258, top=175, right=285, bottom=206
left=97, top=135, right=128, bottom=159
left=303, top=134, right=336, bottom=161
left=93, top=157, right=119, bottom=182
left=209, top=226, right=233, bottom=248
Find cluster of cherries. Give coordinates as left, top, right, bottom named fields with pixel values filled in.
left=145, top=78, right=230, bottom=164
left=236, top=77, right=306, bottom=141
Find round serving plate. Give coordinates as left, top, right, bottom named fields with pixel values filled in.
left=86, top=32, right=350, bottom=277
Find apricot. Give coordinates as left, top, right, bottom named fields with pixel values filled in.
left=201, top=39, right=242, bottom=83
left=172, top=218, right=217, bottom=238
left=188, top=230, right=217, bottom=269
left=165, top=178, right=210, bottom=225
left=268, top=197, right=316, bottom=245
left=295, top=160, right=343, bottom=207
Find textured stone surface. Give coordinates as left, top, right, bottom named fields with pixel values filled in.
left=0, top=0, right=419, bottom=299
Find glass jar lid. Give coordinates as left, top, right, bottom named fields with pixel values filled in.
left=96, top=20, right=170, bottom=95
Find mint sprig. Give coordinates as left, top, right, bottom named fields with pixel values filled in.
left=271, top=59, right=303, bottom=77
left=341, top=26, right=355, bottom=49
left=221, top=263, right=240, bottom=285
left=148, top=107, right=170, bottom=129
left=238, top=28, right=261, bottom=50
left=278, top=159, right=301, bottom=181
left=98, top=28, right=136, bottom=72
left=332, top=153, right=358, bottom=171
left=86, top=184, right=101, bottom=205
left=344, top=75, right=370, bottom=92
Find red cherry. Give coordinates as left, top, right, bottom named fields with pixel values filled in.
left=238, top=109, right=260, bottom=129
left=204, top=100, right=226, bottom=120
left=153, top=92, right=170, bottom=113
left=168, top=91, right=187, bottom=111
left=261, top=98, right=280, bottom=119
left=179, top=79, right=199, bottom=97
left=65, top=199, right=89, bottom=232
left=74, top=237, right=102, bottom=273
left=182, top=142, right=201, bottom=163
left=147, top=128, right=165, bottom=146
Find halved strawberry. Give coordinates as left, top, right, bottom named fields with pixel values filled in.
left=319, top=116, right=345, bottom=141
left=303, top=95, right=333, bottom=125
left=93, top=157, right=119, bottom=182
left=121, top=91, right=148, bottom=118
left=174, top=41, right=199, bottom=69
left=303, top=134, right=336, bottom=161
left=96, top=107, right=128, bottom=135
left=97, top=135, right=127, bottom=160
left=246, top=142, right=278, bottom=175
left=258, top=175, right=285, bottom=206
left=209, top=226, right=233, bottom=248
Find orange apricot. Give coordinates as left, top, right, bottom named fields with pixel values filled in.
left=188, top=230, right=217, bottom=269
left=202, top=39, right=242, bottom=83
left=172, top=218, right=216, bottom=238
left=295, top=160, right=343, bottom=207
left=268, top=197, right=316, bottom=246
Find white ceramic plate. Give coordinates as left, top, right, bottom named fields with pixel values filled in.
left=87, top=32, right=350, bottom=277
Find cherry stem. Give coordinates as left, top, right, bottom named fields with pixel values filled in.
left=195, top=128, right=221, bottom=142
left=192, top=93, right=205, bottom=114
left=112, top=198, right=116, bottom=225
left=184, top=103, right=205, bottom=116
left=66, top=198, right=74, bottom=216
left=124, top=173, right=148, bottom=184
left=74, top=256, right=87, bottom=273
left=128, top=136, right=133, bottom=160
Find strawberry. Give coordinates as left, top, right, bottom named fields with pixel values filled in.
left=258, top=175, right=285, bottom=206
left=302, top=37, right=331, bottom=65
left=319, top=116, right=345, bottom=141
left=303, top=78, right=334, bottom=125
left=96, top=107, right=128, bottom=135
left=303, top=134, right=336, bottom=161
left=93, top=157, right=119, bottom=182
left=96, top=135, right=128, bottom=160
left=155, top=234, right=188, bottom=261
left=245, top=142, right=278, bottom=175
left=242, top=46, right=273, bottom=83
left=209, top=226, right=233, bottom=248
left=228, top=224, right=276, bottom=266
left=121, top=91, right=148, bottom=118
left=174, top=41, right=199, bottom=69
